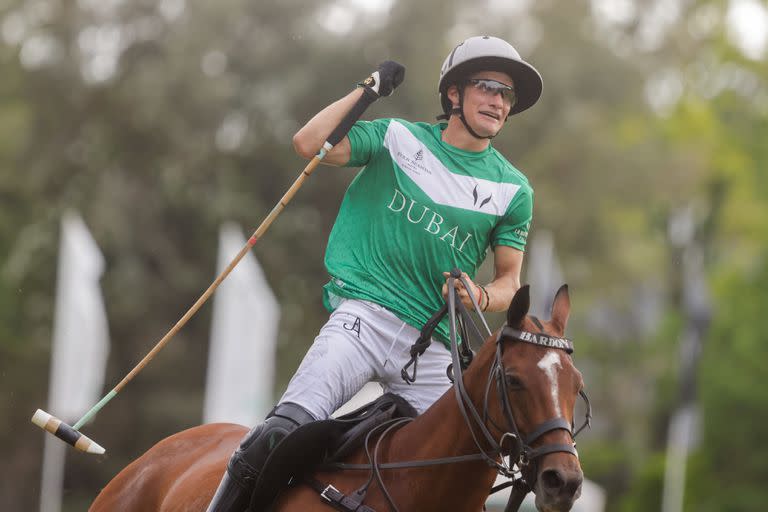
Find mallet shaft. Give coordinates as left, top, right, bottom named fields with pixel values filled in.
left=73, top=155, right=325, bottom=429
left=32, top=86, right=381, bottom=453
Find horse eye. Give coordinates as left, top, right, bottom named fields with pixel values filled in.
left=505, top=374, right=524, bottom=389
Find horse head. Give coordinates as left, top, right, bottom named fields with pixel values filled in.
left=488, top=284, right=586, bottom=512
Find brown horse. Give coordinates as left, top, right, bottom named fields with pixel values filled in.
left=90, top=284, right=588, bottom=512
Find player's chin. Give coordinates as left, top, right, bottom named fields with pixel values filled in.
left=472, top=114, right=503, bottom=135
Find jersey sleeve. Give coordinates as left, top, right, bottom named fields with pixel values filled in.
left=346, top=118, right=392, bottom=167
left=491, top=185, right=533, bottom=251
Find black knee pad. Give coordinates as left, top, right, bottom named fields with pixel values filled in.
left=227, top=403, right=315, bottom=487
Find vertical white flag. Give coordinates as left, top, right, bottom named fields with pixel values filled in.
left=525, top=230, right=564, bottom=318
left=203, top=222, right=279, bottom=426
left=40, top=211, right=109, bottom=512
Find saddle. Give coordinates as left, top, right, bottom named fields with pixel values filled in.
left=248, top=393, right=417, bottom=511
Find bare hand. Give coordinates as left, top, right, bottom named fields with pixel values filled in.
left=442, top=271, right=483, bottom=311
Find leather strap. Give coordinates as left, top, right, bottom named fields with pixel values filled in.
left=305, top=478, right=376, bottom=512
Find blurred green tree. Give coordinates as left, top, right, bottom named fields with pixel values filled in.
left=1, top=0, right=767, bottom=510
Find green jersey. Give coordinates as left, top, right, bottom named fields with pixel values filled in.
left=322, top=118, right=533, bottom=345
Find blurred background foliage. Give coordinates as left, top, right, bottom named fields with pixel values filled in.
left=1, top=0, right=767, bottom=510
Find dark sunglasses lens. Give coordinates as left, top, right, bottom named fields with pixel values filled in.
left=501, top=88, right=516, bottom=105
left=472, top=80, right=516, bottom=105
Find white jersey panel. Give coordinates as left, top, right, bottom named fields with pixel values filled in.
left=383, top=120, right=521, bottom=216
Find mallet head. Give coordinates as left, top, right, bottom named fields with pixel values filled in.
left=31, top=409, right=105, bottom=455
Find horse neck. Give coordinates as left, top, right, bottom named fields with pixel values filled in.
left=386, top=338, right=502, bottom=507
left=408, top=337, right=500, bottom=450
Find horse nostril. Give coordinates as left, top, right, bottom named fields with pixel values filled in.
left=541, top=469, right=565, bottom=492
left=541, top=468, right=584, bottom=499
left=566, top=473, right=583, bottom=496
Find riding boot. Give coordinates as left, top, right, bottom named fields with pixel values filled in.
left=205, top=471, right=253, bottom=512
left=205, top=402, right=316, bottom=512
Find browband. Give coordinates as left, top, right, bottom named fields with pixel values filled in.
left=497, top=326, right=574, bottom=354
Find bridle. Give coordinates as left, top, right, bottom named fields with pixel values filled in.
left=313, top=273, right=592, bottom=512
left=444, top=274, right=592, bottom=487
left=489, top=327, right=592, bottom=482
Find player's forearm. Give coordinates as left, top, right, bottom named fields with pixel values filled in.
left=292, top=88, right=364, bottom=160
left=481, top=275, right=520, bottom=313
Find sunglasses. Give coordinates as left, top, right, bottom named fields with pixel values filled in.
left=466, top=78, right=517, bottom=107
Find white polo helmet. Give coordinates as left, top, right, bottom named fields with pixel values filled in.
left=438, top=36, right=543, bottom=117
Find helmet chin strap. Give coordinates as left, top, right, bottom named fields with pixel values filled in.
left=450, top=86, right=503, bottom=140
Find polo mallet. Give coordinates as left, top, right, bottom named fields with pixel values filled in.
left=31, top=86, right=383, bottom=454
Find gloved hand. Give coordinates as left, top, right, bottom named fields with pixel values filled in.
left=358, top=61, right=406, bottom=98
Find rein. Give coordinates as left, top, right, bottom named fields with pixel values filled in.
left=445, top=274, right=591, bottom=476
left=311, top=273, right=592, bottom=512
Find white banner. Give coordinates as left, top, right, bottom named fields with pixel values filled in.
left=524, top=230, right=563, bottom=318
left=41, top=211, right=110, bottom=512
left=203, top=222, right=279, bottom=426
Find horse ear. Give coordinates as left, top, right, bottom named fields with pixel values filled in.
left=550, top=284, right=571, bottom=333
left=507, top=285, right=530, bottom=327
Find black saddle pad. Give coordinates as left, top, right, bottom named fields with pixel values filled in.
left=249, top=393, right=417, bottom=510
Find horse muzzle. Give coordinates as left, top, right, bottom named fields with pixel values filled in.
left=534, top=465, right=583, bottom=512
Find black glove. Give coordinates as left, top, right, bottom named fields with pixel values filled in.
left=358, top=61, right=406, bottom=98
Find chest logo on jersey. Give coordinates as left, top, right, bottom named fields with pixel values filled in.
left=387, top=188, right=474, bottom=253
left=473, top=184, right=493, bottom=210
left=395, top=149, right=432, bottom=177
